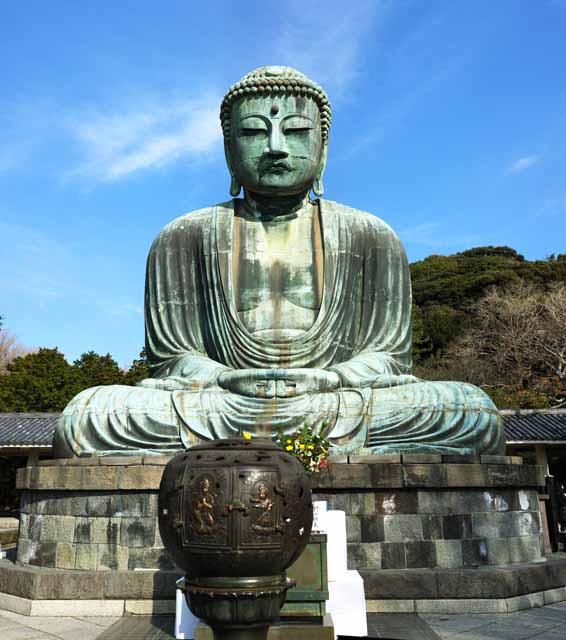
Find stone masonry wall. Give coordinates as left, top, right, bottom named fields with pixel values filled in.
left=311, top=453, right=546, bottom=571
left=18, top=490, right=171, bottom=571
left=312, top=487, right=542, bottom=570
left=15, top=453, right=546, bottom=573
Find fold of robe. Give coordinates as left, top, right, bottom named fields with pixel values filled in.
left=54, top=198, right=504, bottom=457
left=144, top=198, right=411, bottom=443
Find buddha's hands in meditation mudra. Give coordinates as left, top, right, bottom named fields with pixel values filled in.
left=217, top=369, right=341, bottom=398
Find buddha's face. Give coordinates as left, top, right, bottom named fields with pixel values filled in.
left=228, top=94, right=324, bottom=196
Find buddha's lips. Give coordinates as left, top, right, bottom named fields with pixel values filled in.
left=263, top=161, right=292, bottom=174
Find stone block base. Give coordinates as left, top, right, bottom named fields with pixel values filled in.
left=360, top=556, right=566, bottom=609
left=312, top=457, right=546, bottom=570
left=0, top=558, right=180, bottom=601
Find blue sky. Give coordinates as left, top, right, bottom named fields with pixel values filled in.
left=1, top=0, right=565, bottom=366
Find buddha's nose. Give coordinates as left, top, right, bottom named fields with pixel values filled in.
left=266, top=128, right=289, bottom=157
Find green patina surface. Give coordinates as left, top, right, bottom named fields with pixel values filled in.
left=53, top=66, right=505, bottom=459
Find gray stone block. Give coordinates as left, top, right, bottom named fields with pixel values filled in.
left=487, top=535, right=543, bottom=565
left=442, top=514, right=472, bottom=539
left=318, top=493, right=349, bottom=512
left=348, top=492, right=376, bottom=516
left=381, top=542, right=406, bottom=569
left=401, top=454, right=443, bottom=464
left=485, top=464, right=541, bottom=488
left=482, top=490, right=514, bottom=512
left=128, top=547, right=175, bottom=570
left=75, top=543, right=98, bottom=570
left=39, top=515, right=76, bottom=543
left=17, top=538, right=39, bottom=564
left=462, top=538, right=489, bottom=567
left=369, top=464, right=404, bottom=488
left=92, top=517, right=121, bottom=545
left=481, top=455, right=512, bottom=464
left=38, top=492, right=89, bottom=516
left=351, top=454, right=401, bottom=464
left=317, top=464, right=372, bottom=490
left=517, top=490, right=539, bottom=512
left=406, top=541, right=436, bottom=568
left=117, top=492, right=159, bottom=517
left=347, top=543, right=381, bottom=570
left=86, top=494, right=119, bottom=517
left=375, top=491, right=417, bottom=515
left=27, top=514, right=43, bottom=540
left=119, top=517, right=156, bottom=548
left=55, top=542, right=76, bottom=569
left=402, top=464, right=447, bottom=487
left=360, top=567, right=439, bottom=599
left=74, top=517, right=93, bottom=543
left=515, top=511, right=540, bottom=537
left=435, top=540, right=463, bottom=568
left=446, top=464, right=487, bottom=487
left=442, top=455, right=481, bottom=464
left=421, top=515, right=443, bottom=540
left=384, top=515, right=423, bottom=542
left=29, top=542, right=57, bottom=567
left=360, top=515, right=385, bottom=542
left=97, top=544, right=128, bottom=570
left=472, top=511, right=540, bottom=539
left=345, top=515, right=361, bottom=542
left=418, top=490, right=486, bottom=515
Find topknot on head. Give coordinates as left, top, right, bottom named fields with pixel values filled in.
left=220, top=66, right=332, bottom=142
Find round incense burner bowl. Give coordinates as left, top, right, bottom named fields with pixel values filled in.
left=158, top=438, right=313, bottom=639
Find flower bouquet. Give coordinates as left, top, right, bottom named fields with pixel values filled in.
left=275, top=423, right=330, bottom=473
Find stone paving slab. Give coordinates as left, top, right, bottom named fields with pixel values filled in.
left=366, top=613, right=440, bottom=638
left=422, top=601, right=566, bottom=639
left=0, top=609, right=119, bottom=639
left=2, top=605, right=566, bottom=639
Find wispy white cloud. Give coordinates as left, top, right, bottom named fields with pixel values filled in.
left=507, top=155, right=540, bottom=174
left=68, top=95, right=223, bottom=181
left=271, top=0, right=383, bottom=96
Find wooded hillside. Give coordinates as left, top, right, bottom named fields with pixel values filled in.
left=411, top=247, right=566, bottom=408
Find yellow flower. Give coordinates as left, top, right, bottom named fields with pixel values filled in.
left=286, top=439, right=292, bottom=444
left=299, top=443, right=306, bottom=449
left=307, top=444, right=314, bottom=450
left=286, top=445, right=293, bottom=451
left=242, top=431, right=252, bottom=440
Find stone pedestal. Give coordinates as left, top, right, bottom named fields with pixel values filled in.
left=1, top=454, right=565, bottom=616
left=313, top=454, right=545, bottom=571
left=310, top=453, right=564, bottom=613
left=16, top=457, right=171, bottom=572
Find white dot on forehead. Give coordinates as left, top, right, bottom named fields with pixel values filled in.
left=270, top=104, right=279, bottom=116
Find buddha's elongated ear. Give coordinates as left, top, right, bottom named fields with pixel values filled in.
left=224, top=140, right=241, bottom=197
left=312, top=142, right=328, bottom=198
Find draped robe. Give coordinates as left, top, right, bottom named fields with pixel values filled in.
left=53, top=199, right=505, bottom=458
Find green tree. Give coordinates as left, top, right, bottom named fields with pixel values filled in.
left=411, top=305, right=433, bottom=364
left=73, top=351, right=125, bottom=388
left=124, top=348, right=150, bottom=385
left=0, top=348, right=82, bottom=412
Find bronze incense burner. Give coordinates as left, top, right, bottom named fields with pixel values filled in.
left=159, top=438, right=313, bottom=640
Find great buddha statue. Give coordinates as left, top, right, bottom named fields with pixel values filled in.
left=53, top=66, right=505, bottom=458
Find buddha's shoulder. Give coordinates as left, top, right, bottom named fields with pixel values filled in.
left=152, top=202, right=234, bottom=241
left=320, top=199, right=400, bottom=239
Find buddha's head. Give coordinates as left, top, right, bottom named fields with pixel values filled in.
left=221, top=66, right=331, bottom=199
